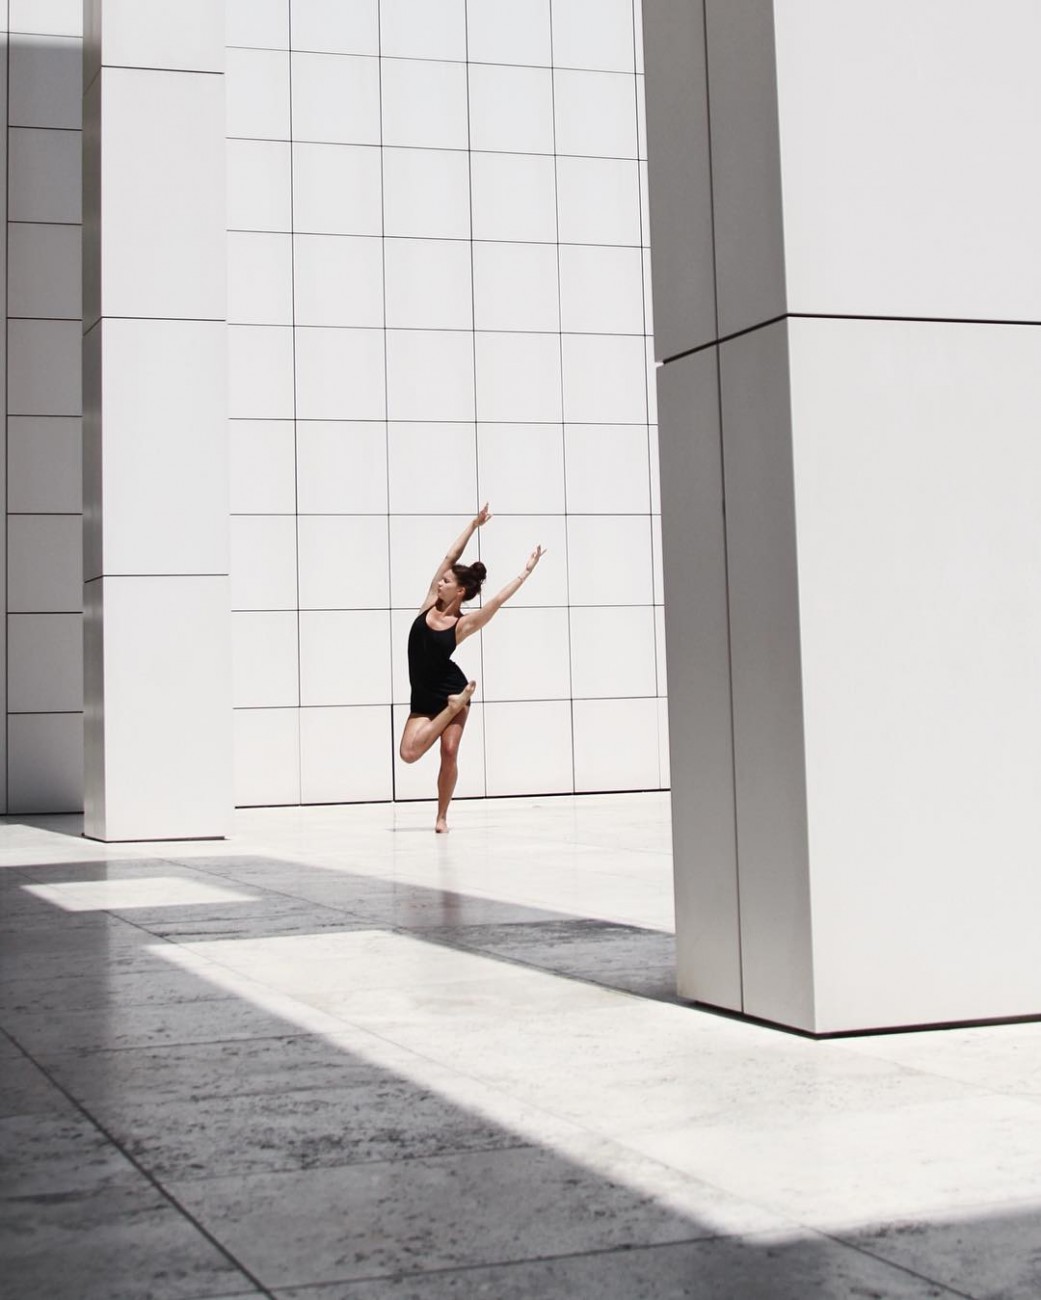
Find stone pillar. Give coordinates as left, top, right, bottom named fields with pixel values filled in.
left=82, top=0, right=230, bottom=840
left=646, top=0, right=1041, bottom=1032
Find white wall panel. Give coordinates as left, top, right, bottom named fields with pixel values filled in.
left=232, top=611, right=299, bottom=708
left=775, top=0, right=1041, bottom=321
left=569, top=605, right=656, bottom=700
left=291, top=52, right=380, bottom=145
left=383, top=148, right=470, bottom=239
left=227, top=232, right=293, bottom=325
left=484, top=700, right=573, bottom=797
left=227, top=0, right=289, bottom=51
left=7, top=222, right=81, bottom=319
left=301, top=706, right=392, bottom=803
left=227, top=139, right=291, bottom=231
left=554, top=70, right=638, bottom=159
left=294, top=235, right=383, bottom=327
left=572, top=698, right=659, bottom=793
left=380, top=0, right=466, bottom=61
left=300, top=611, right=391, bottom=706
left=10, top=0, right=82, bottom=37
left=561, top=334, right=647, bottom=424
left=7, top=516, right=81, bottom=611
left=7, top=714, right=83, bottom=813
left=388, top=514, right=471, bottom=610
left=8, top=614, right=83, bottom=712
left=228, top=325, right=295, bottom=419
left=87, top=0, right=223, bottom=73
left=466, top=0, right=551, bottom=67
left=788, top=317, right=1041, bottom=1029
left=552, top=0, right=635, bottom=73
left=7, top=127, right=81, bottom=222
left=564, top=425, right=650, bottom=514
left=226, top=48, right=290, bottom=141
left=233, top=708, right=300, bottom=807
left=9, top=35, right=81, bottom=129
left=472, top=243, right=558, bottom=333
left=293, top=142, right=382, bottom=234
left=297, top=515, right=389, bottom=610
left=99, top=69, right=225, bottom=320
left=385, top=331, right=475, bottom=422
left=381, top=59, right=468, bottom=151
left=480, top=606, right=571, bottom=701
left=387, top=423, right=477, bottom=515
left=92, top=319, right=228, bottom=577
left=229, top=421, right=297, bottom=514
left=296, top=421, right=388, bottom=514
left=470, top=152, right=556, bottom=243
left=7, top=418, right=81, bottom=513
left=477, top=424, right=565, bottom=516
left=567, top=515, right=652, bottom=606
left=558, top=244, right=642, bottom=335
left=230, top=515, right=297, bottom=611
left=295, top=327, right=386, bottom=420
left=468, top=65, right=554, bottom=154
left=8, top=320, right=80, bottom=415
left=474, top=333, right=561, bottom=423
left=475, top=515, right=568, bottom=608
left=290, top=0, right=376, bottom=56
left=384, top=238, right=472, bottom=330
left=556, top=156, right=640, bottom=246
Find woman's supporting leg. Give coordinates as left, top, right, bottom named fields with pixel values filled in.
left=435, top=710, right=468, bottom=833
left=398, top=682, right=476, bottom=765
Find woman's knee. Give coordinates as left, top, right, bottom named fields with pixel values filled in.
left=399, top=739, right=420, bottom=764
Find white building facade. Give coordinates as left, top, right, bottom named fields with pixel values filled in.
left=1, top=0, right=666, bottom=824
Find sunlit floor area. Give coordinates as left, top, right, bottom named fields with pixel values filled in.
left=2, top=792, right=1040, bottom=1299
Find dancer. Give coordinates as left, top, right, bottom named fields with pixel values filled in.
left=400, top=504, right=544, bottom=833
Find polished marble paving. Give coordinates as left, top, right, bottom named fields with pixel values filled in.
left=1, top=793, right=1039, bottom=1298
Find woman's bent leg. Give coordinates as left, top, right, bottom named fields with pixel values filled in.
left=398, top=682, right=476, bottom=764
left=435, top=711, right=467, bottom=833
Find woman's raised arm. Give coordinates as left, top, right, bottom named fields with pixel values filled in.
left=419, top=504, right=492, bottom=611
left=456, top=546, right=544, bottom=642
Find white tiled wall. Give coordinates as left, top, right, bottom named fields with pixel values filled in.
left=0, top=0, right=664, bottom=813
left=226, top=0, right=664, bottom=804
left=3, top=7, right=85, bottom=813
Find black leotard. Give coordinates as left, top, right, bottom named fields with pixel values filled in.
left=407, top=606, right=467, bottom=716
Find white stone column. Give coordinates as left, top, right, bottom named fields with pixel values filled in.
left=647, top=0, right=1041, bottom=1032
left=82, top=0, right=230, bottom=840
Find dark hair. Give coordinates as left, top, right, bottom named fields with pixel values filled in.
left=452, top=561, right=487, bottom=601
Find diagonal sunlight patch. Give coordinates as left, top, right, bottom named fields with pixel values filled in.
left=150, top=929, right=794, bottom=1240
left=22, top=877, right=259, bottom=911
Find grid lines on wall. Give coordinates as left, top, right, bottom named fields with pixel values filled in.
left=2, top=2, right=84, bottom=814
left=226, top=0, right=666, bottom=805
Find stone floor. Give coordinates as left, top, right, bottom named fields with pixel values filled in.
left=2, top=792, right=1040, bottom=1299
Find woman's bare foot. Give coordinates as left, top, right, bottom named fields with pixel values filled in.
left=448, top=681, right=476, bottom=712
left=435, top=816, right=449, bottom=834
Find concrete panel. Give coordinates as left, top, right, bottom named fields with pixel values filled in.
left=640, top=0, right=716, bottom=360
left=788, top=317, right=1041, bottom=1031
left=704, top=0, right=787, bottom=339
left=658, top=348, right=740, bottom=1009
left=719, top=321, right=813, bottom=1031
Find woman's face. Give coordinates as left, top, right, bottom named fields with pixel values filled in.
left=437, top=571, right=462, bottom=603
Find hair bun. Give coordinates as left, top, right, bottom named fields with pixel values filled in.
left=470, top=561, right=487, bottom=580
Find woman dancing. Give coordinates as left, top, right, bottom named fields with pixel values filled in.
left=400, top=504, right=544, bottom=833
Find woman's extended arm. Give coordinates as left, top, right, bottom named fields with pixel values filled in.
left=456, top=546, right=544, bottom=642
left=419, top=504, right=492, bottom=610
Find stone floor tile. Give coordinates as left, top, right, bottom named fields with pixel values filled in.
left=273, top=1231, right=963, bottom=1299
left=0, top=1183, right=253, bottom=1300
left=0, top=1110, right=140, bottom=1196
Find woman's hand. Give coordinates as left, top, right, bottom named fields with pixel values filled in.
left=474, top=503, right=492, bottom=529
left=524, top=545, right=545, bottom=575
